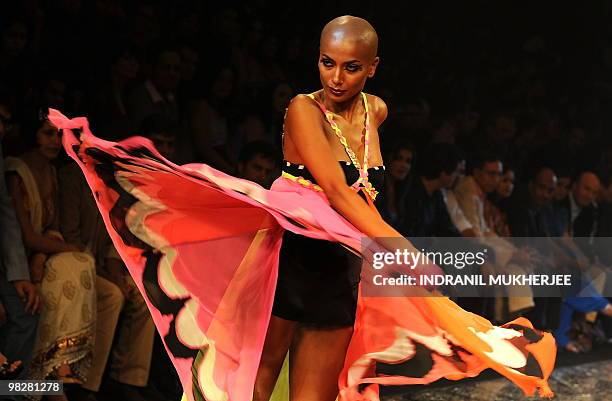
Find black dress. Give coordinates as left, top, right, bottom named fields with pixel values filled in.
left=271, top=161, right=385, bottom=327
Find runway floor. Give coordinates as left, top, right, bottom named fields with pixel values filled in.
left=383, top=344, right=612, bottom=401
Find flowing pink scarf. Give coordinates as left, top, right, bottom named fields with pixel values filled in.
left=50, top=108, right=555, bottom=401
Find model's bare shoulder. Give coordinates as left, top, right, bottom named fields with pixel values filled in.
left=365, top=93, right=388, bottom=126
left=284, top=94, right=325, bottom=138
left=287, top=93, right=318, bottom=110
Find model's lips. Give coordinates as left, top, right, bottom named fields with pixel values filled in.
left=328, top=87, right=346, bottom=96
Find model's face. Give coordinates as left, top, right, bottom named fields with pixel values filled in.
left=318, top=38, right=378, bottom=103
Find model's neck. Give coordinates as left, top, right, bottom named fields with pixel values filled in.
left=320, top=91, right=361, bottom=122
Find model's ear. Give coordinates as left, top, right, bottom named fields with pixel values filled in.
left=368, top=57, right=380, bottom=78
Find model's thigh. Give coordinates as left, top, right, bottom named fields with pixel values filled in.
left=289, top=325, right=353, bottom=401
left=253, top=315, right=297, bottom=401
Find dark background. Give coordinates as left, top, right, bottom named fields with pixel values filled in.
left=2, top=0, right=612, bottom=176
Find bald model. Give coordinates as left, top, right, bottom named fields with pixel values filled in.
left=254, top=16, right=387, bottom=401
left=320, top=16, right=378, bottom=61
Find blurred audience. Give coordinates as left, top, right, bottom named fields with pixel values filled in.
left=1, top=3, right=612, bottom=392
left=6, top=110, right=96, bottom=399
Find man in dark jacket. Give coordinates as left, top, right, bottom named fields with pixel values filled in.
left=398, top=143, right=464, bottom=238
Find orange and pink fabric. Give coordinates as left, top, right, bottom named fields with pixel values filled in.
left=50, top=108, right=555, bottom=401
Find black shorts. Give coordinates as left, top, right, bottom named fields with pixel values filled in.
left=272, top=231, right=361, bottom=328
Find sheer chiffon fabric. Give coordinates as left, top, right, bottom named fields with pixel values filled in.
left=50, top=108, right=555, bottom=401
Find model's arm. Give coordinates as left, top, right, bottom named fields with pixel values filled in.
left=284, top=95, right=399, bottom=239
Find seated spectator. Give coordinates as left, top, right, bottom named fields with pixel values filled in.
left=90, top=45, right=140, bottom=140
left=560, top=171, right=600, bottom=243
left=189, top=66, right=236, bottom=172
left=454, top=149, right=535, bottom=320
left=237, top=140, right=278, bottom=188
left=553, top=170, right=612, bottom=352
left=506, top=167, right=563, bottom=330
left=59, top=162, right=158, bottom=401
left=140, top=113, right=177, bottom=160
left=485, top=164, right=516, bottom=237
left=5, top=110, right=96, bottom=399
left=229, top=113, right=268, bottom=158
left=397, top=143, right=463, bottom=237
left=261, top=82, right=293, bottom=148
left=595, top=175, right=612, bottom=339
left=429, top=114, right=457, bottom=145
left=595, top=174, right=612, bottom=265
left=454, top=149, right=503, bottom=237
left=0, top=97, right=40, bottom=383
left=508, top=167, right=561, bottom=237
left=553, top=167, right=572, bottom=203
left=379, top=141, right=414, bottom=228
left=126, top=42, right=181, bottom=132
left=177, top=41, right=201, bottom=103
left=440, top=158, right=478, bottom=237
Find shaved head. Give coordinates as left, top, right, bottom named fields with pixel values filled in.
left=321, top=16, right=378, bottom=61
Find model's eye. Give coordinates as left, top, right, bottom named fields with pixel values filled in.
left=321, top=58, right=333, bottom=67
left=346, top=64, right=362, bottom=72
